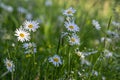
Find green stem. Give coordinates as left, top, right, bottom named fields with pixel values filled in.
left=12, top=72, right=14, bottom=80
left=57, top=35, right=61, bottom=54
left=88, top=16, right=112, bottom=80
left=0, top=71, right=9, bottom=78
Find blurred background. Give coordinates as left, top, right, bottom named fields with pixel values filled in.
left=0, top=0, right=120, bottom=80
left=0, top=0, right=120, bottom=47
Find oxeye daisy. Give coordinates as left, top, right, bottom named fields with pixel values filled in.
left=69, top=34, right=80, bottom=45
left=4, top=58, right=15, bottom=72
left=48, top=55, right=62, bottom=67
left=23, top=20, right=39, bottom=32
left=63, top=7, right=76, bottom=16
left=15, top=28, right=30, bottom=42
left=64, top=20, right=79, bottom=32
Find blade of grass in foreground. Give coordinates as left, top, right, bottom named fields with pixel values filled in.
left=88, top=16, right=112, bottom=80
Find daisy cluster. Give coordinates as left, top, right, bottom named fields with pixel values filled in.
left=15, top=20, right=40, bottom=42
left=15, top=20, right=40, bottom=55
left=63, top=7, right=80, bottom=46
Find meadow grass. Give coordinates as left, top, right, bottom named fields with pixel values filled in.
left=0, top=0, right=120, bottom=80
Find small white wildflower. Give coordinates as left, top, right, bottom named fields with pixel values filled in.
left=101, top=37, right=112, bottom=43
left=92, top=20, right=101, bottom=30
left=78, top=71, right=82, bottom=76
left=24, top=48, right=37, bottom=54
left=45, top=0, right=52, bottom=6
left=92, top=70, right=98, bottom=76
left=33, top=48, right=37, bottom=53
left=69, top=34, right=80, bottom=45
left=112, top=21, right=120, bottom=26
left=12, top=43, right=15, bottom=47
left=4, top=58, right=15, bottom=72
left=23, top=20, right=39, bottom=32
left=58, top=16, right=64, bottom=23
left=107, top=30, right=119, bottom=38
left=64, top=20, right=79, bottom=32
left=23, top=42, right=37, bottom=54
left=81, top=59, right=91, bottom=66
left=15, top=28, right=30, bottom=42
left=63, top=7, right=76, bottom=16
left=48, top=55, right=62, bottom=67
left=102, top=76, right=106, bottom=80
left=0, top=3, right=13, bottom=12
left=61, top=32, right=68, bottom=38
left=23, top=42, right=36, bottom=49
left=71, top=71, right=74, bottom=74
left=75, top=50, right=85, bottom=59
left=6, top=6, right=13, bottom=12
left=17, top=6, right=27, bottom=13
left=104, top=49, right=113, bottom=58
left=26, top=13, right=33, bottom=20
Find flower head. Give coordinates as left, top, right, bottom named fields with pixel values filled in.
left=64, top=20, right=79, bottom=32
left=23, top=42, right=37, bottom=54
left=23, top=20, right=39, bottom=32
left=69, top=34, right=80, bottom=45
left=23, top=42, right=36, bottom=49
left=48, top=55, right=62, bottom=67
left=15, top=28, right=30, bottom=42
left=92, top=20, right=101, bottom=30
left=63, top=7, right=76, bottom=16
left=75, top=50, right=85, bottom=58
left=4, top=58, right=15, bottom=72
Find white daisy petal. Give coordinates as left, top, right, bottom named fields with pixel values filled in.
left=64, top=20, right=79, bottom=32
left=92, top=20, right=101, bottom=30
left=23, top=20, right=40, bottom=32
left=48, top=55, right=62, bottom=67
left=69, top=34, right=80, bottom=45
left=63, top=7, right=76, bottom=16
left=15, top=28, right=30, bottom=42
left=4, top=58, right=15, bottom=72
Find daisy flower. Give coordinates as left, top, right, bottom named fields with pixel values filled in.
left=4, top=58, right=15, bottom=72
left=75, top=50, right=85, bottom=59
left=23, top=20, right=39, bottom=32
left=92, top=20, right=101, bottom=30
left=63, top=7, right=76, bottom=16
left=15, top=28, right=30, bottom=42
left=48, top=55, right=62, bottom=67
left=64, top=20, right=79, bottom=32
left=69, top=34, right=80, bottom=45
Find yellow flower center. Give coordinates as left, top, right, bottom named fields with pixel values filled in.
left=71, top=38, right=75, bottom=42
left=28, top=24, right=33, bottom=28
left=67, top=10, right=72, bottom=14
left=7, top=62, right=12, bottom=67
left=53, top=58, right=59, bottom=62
left=69, top=26, right=74, bottom=29
left=20, top=33, right=25, bottom=38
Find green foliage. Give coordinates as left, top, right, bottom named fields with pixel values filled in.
left=0, top=0, right=120, bottom=80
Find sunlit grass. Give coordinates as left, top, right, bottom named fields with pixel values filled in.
left=0, top=0, right=120, bottom=80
